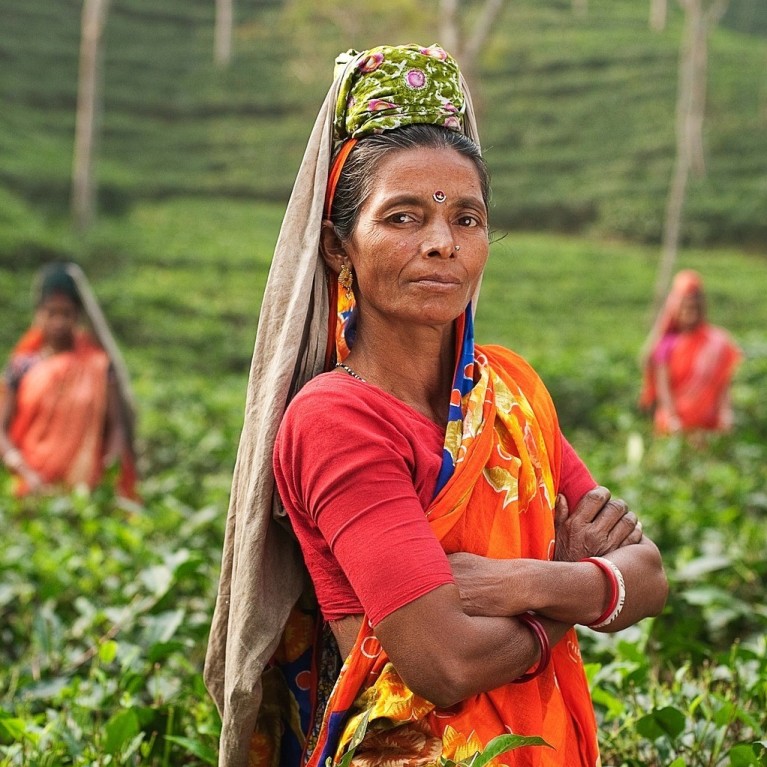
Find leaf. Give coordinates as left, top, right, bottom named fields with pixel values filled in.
left=164, top=735, right=218, bottom=765
left=676, top=555, right=731, bottom=580
left=104, top=708, right=140, bottom=755
left=450, top=734, right=551, bottom=767
left=336, top=709, right=372, bottom=767
left=635, top=706, right=686, bottom=741
left=727, top=743, right=762, bottom=767
left=141, top=609, right=185, bottom=646
left=139, top=565, right=174, bottom=598
left=99, top=639, right=119, bottom=664
left=147, top=640, right=186, bottom=663
left=0, top=713, right=27, bottom=744
left=590, top=686, right=625, bottom=719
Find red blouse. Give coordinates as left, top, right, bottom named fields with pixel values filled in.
left=273, top=372, right=597, bottom=625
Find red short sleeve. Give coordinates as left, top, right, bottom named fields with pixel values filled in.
left=274, top=374, right=455, bottom=625
left=559, top=433, right=597, bottom=509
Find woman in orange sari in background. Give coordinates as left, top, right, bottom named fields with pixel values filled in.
left=1, top=263, right=138, bottom=498
left=640, top=270, right=742, bottom=436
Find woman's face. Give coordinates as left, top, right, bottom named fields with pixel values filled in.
left=676, top=292, right=703, bottom=331
left=37, top=292, right=79, bottom=350
left=340, top=146, right=489, bottom=331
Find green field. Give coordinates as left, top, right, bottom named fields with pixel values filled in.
left=1, top=0, right=767, bottom=764
left=1, top=0, right=767, bottom=262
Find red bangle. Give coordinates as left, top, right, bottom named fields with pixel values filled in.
left=513, top=612, right=551, bottom=683
left=582, top=557, right=619, bottom=627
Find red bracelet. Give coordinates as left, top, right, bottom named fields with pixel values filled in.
left=513, top=612, right=551, bottom=683
left=581, top=557, right=619, bottom=627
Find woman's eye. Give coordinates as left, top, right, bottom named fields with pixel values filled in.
left=457, top=215, right=480, bottom=227
left=388, top=212, right=413, bottom=224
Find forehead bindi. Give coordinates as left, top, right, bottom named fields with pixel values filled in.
left=371, top=148, right=484, bottom=204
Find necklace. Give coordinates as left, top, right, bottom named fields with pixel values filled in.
left=334, top=362, right=366, bottom=382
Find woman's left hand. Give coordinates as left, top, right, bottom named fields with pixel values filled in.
left=554, top=487, right=643, bottom=562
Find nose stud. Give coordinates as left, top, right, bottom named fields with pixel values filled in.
left=433, top=190, right=446, bottom=203
left=454, top=244, right=461, bottom=251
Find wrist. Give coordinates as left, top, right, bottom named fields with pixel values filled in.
left=581, top=557, right=626, bottom=629
left=512, top=612, right=551, bottom=683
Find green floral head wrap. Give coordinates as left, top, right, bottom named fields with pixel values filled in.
left=332, top=43, right=466, bottom=148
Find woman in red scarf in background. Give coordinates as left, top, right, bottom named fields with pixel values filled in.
left=0, top=262, right=138, bottom=498
left=640, top=270, right=742, bottom=436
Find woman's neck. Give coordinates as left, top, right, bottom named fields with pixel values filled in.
left=343, top=321, right=456, bottom=427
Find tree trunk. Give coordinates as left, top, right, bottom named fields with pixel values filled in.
left=71, top=0, right=110, bottom=234
left=462, top=0, right=505, bottom=85
left=687, top=3, right=708, bottom=177
left=654, top=0, right=730, bottom=308
left=435, top=0, right=505, bottom=115
left=439, top=0, right=459, bottom=57
left=572, top=0, right=588, bottom=16
left=214, top=0, right=233, bottom=67
left=649, top=0, right=667, bottom=31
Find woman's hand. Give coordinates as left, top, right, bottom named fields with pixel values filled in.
left=19, top=463, right=45, bottom=494
left=554, top=486, right=642, bottom=562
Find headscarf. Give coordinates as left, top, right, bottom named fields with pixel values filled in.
left=204, top=43, right=481, bottom=767
left=638, top=269, right=704, bottom=405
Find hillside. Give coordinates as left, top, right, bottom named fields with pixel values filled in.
left=1, top=0, right=766, bottom=270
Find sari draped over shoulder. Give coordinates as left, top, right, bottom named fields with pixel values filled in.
left=294, top=335, right=599, bottom=767
left=7, top=326, right=136, bottom=497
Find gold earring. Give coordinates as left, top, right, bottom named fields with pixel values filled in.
left=338, top=263, right=354, bottom=300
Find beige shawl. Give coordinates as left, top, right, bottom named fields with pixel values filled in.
left=204, top=68, right=481, bottom=767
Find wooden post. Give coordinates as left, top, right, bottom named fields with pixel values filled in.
left=71, top=0, right=110, bottom=234
left=214, top=0, right=233, bottom=67
left=653, top=0, right=730, bottom=310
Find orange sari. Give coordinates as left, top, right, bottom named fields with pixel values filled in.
left=7, top=327, right=129, bottom=496
left=304, top=344, right=599, bottom=767
left=641, top=324, right=741, bottom=434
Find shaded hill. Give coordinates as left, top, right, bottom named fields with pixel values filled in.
left=1, top=0, right=766, bottom=264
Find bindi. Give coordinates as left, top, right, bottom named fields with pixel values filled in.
left=432, top=190, right=446, bottom=203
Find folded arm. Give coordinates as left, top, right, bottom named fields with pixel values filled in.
left=375, top=584, right=570, bottom=708
left=448, top=487, right=668, bottom=632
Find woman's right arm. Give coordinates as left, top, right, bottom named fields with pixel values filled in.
left=655, top=361, right=681, bottom=432
left=0, top=383, right=44, bottom=493
left=374, top=583, right=570, bottom=708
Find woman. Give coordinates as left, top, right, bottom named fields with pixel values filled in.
left=640, top=270, right=741, bottom=436
left=0, top=262, right=138, bottom=499
left=205, top=45, right=668, bottom=767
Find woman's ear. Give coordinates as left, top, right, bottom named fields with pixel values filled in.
left=319, top=220, right=346, bottom=274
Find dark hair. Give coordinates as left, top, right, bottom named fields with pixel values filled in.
left=329, top=124, right=490, bottom=241
left=37, top=262, right=81, bottom=308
